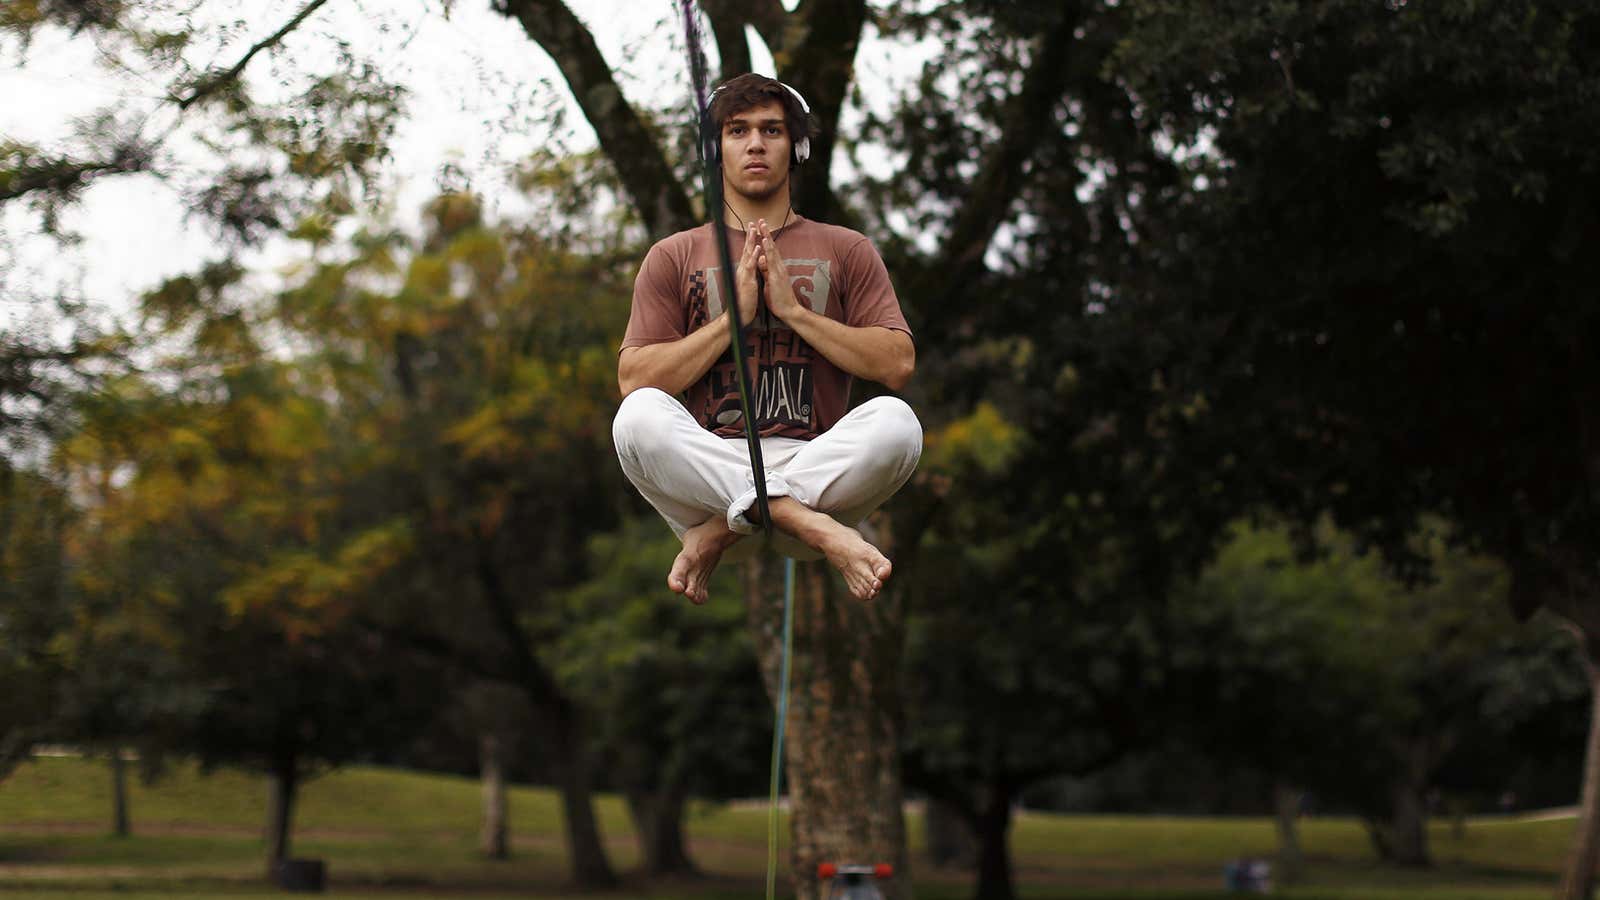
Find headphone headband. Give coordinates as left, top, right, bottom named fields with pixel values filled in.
left=708, top=78, right=812, bottom=164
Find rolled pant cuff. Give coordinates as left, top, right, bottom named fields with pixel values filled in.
left=727, top=474, right=792, bottom=534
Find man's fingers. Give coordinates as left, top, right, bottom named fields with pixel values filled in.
left=760, top=232, right=787, bottom=272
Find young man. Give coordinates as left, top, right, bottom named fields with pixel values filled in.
left=612, top=73, right=921, bottom=604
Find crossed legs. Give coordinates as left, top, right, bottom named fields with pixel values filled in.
left=612, top=388, right=922, bottom=603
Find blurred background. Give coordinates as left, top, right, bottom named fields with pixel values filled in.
left=2, top=1, right=1597, bottom=899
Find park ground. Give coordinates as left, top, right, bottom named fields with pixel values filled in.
left=0, top=757, right=1580, bottom=899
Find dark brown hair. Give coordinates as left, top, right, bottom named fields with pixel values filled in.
left=707, top=73, right=814, bottom=159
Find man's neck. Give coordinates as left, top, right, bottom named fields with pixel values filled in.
left=720, top=184, right=793, bottom=231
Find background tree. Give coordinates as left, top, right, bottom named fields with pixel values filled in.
left=1172, top=521, right=1588, bottom=869
left=60, top=349, right=448, bottom=878
left=558, top=517, right=772, bottom=876
left=1112, top=2, right=1600, bottom=894
left=898, top=401, right=1172, bottom=900
left=0, top=459, right=71, bottom=782
left=263, top=188, right=637, bottom=885
left=0, top=0, right=402, bottom=245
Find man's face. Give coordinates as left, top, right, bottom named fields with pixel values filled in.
left=720, top=100, right=792, bottom=203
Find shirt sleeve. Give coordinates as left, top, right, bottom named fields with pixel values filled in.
left=841, top=237, right=912, bottom=336
left=620, top=240, right=687, bottom=351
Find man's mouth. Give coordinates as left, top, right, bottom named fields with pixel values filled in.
left=745, top=162, right=769, bottom=173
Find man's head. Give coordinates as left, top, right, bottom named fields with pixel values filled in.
left=708, top=74, right=815, bottom=203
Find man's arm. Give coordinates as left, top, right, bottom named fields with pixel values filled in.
left=770, top=310, right=915, bottom=391
left=618, top=317, right=731, bottom=396
left=754, top=222, right=916, bottom=391
left=618, top=229, right=762, bottom=396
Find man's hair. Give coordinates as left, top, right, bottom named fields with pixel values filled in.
left=707, top=73, right=815, bottom=162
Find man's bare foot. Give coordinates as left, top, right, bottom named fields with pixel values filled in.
left=820, top=523, right=893, bottom=601
left=767, top=498, right=892, bottom=600
left=668, top=516, right=742, bottom=604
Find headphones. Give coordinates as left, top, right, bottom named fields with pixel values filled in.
left=707, top=79, right=811, bottom=165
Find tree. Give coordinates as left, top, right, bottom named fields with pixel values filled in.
left=558, top=517, right=772, bottom=875
left=57, top=358, right=448, bottom=877
left=1112, top=3, right=1600, bottom=894
left=894, top=402, right=1161, bottom=900
left=0, top=459, right=71, bottom=782
left=49, top=383, right=203, bottom=837
left=1172, top=521, right=1587, bottom=869
left=264, top=189, right=637, bottom=885
left=0, top=0, right=403, bottom=245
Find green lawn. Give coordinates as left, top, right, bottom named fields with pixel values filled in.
left=0, top=756, right=1579, bottom=898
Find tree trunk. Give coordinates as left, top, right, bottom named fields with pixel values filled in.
left=474, top=547, right=616, bottom=888
left=971, top=787, right=1016, bottom=900
left=743, top=556, right=910, bottom=900
left=106, top=743, right=129, bottom=832
left=480, top=732, right=509, bottom=860
left=265, top=762, right=297, bottom=872
left=1272, top=782, right=1303, bottom=883
left=1387, top=740, right=1434, bottom=867
left=109, top=748, right=130, bottom=837
left=924, top=796, right=976, bottom=870
left=1559, top=637, right=1600, bottom=900
left=1386, top=781, right=1430, bottom=867
left=626, top=784, right=698, bottom=876
left=544, top=719, right=617, bottom=887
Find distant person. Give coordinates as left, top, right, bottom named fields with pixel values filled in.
left=612, top=73, right=921, bottom=604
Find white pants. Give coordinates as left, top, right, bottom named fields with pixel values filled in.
left=612, top=387, right=923, bottom=561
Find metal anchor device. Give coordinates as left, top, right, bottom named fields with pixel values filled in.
left=818, top=862, right=894, bottom=899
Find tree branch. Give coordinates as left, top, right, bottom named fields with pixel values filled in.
left=0, top=145, right=152, bottom=203
left=935, top=8, right=1084, bottom=293
left=495, top=0, right=696, bottom=238
left=698, top=0, right=751, bottom=82
left=775, top=0, right=867, bottom=221
left=745, top=0, right=790, bottom=58
left=174, top=0, right=332, bottom=110
left=473, top=540, right=576, bottom=730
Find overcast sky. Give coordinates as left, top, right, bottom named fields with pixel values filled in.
left=0, top=0, right=921, bottom=334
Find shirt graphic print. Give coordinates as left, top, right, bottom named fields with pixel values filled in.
left=691, top=259, right=832, bottom=433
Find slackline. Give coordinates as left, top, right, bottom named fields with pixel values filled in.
left=673, top=5, right=791, bottom=900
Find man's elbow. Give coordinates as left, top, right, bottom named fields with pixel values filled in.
left=883, top=347, right=915, bottom=392
left=617, top=349, right=646, bottom=397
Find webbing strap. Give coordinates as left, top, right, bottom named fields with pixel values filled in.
left=673, top=6, right=787, bottom=897
left=766, top=557, right=796, bottom=900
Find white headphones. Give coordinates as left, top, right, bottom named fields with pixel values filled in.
left=708, top=79, right=812, bottom=165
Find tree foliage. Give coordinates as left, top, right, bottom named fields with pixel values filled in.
left=1172, top=520, right=1586, bottom=865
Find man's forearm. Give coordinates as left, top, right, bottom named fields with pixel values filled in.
left=781, top=307, right=915, bottom=391
left=618, top=315, right=731, bottom=396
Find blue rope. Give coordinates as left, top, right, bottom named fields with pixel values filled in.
left=766, top=557, right=796, bottom=900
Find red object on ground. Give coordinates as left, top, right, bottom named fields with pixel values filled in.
left=874, top=863, right=894, bottom=879
left=817, top=862, right=838, bottom=879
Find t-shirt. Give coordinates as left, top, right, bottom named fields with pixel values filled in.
left=621, top=216, right=911, bottom=440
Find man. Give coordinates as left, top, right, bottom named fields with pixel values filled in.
left=612, top=73, right=921, bottom=604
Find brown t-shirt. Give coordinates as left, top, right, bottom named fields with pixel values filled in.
left=621, top=216, right=911, bottom=440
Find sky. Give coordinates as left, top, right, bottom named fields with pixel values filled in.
left=0, top=0, right=924, bottom=335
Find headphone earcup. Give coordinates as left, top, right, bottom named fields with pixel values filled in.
left=793, top=136, right=810, bottom=165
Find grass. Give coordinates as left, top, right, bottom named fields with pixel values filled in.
left=0, top=756, right=1581, bottom=898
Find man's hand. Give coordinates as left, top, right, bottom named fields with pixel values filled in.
left=733, top=226, right=761, bottom=325
left=755, top=219, right=805, bottom=322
